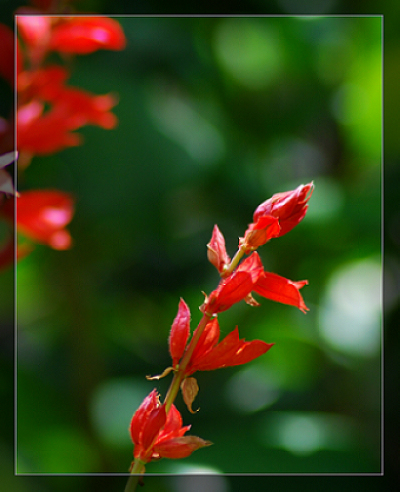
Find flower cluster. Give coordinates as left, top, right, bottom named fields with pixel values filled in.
left=129, top=389, right=211, bottom=472
left=129, top=182, right=314, bottom=474
left=0, top=5, right=126, bottom=270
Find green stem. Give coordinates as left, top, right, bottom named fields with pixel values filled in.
left=222, top=244, right=247, bottom=277
left=124, top=459, right=146, bottom=492
left=164, top=313, right=210, bottom=412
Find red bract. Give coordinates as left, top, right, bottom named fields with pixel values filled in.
left=50, top=17, right=126, bottom=54
left=169, top=298, right=191, bottom=367
left=252, top=182, right=314, bottom=238
left=185, top=318, right=273, bottom=375
left=2, top=190, right=75, bottom=250
left=254, top=272, right=309, bottom=313
left=207, top=224, right=231, bottom=274
left=240, top=214, right=281, bottom=253
left=129, top=389, right=211, bottom=466
left=200, top=252, right=264, bottom=315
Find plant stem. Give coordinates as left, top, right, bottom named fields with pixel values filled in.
left=124, top=459, right=146, bottom=492
left=164, top=313, right=210, bottom=412
left=222, top=244, right=246, bottom=277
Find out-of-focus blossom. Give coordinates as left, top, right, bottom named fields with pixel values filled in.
left=49, top=17, right=126, bottom=54
left=1, top=189, right=75, bottom=250
left=16, top=15, right=126, bottom=65
left=17, top=66, right=118, bottom=155
left=129, top=389, right=211, bottom=468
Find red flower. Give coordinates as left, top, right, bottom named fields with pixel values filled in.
left=252, top=182, right=314, bottom=238
left=17, top=66, right=118, bottom=155
left=185, top=318, right=273, bottom=376
left=201, top=251, right=308, bottom=315
left=2, top=190, right=75, bottom=250
left=201, top=252, right=264, bottom=315
left=129, top=389, right=211, bottom=466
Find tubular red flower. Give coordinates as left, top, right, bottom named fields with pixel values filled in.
left=185, top=320, right=273, bottom=375
left=2, top=190, right=75, bottom=250
left=253, top=182, right=314, bottom=237
left=169, top=298, right=191, bottom=367
left=254, top=272, right=309, bottom=313
left=200, top=252, right=264, bottom=315
left=130, top=389, right=211, bottom=464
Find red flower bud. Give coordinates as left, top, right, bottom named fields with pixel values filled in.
left=253, top=182, right=314, bottom=238
left=207, top=224, right=230, bottom=274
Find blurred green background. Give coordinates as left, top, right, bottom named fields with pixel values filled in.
left=0, top=4, right=394, bottom=492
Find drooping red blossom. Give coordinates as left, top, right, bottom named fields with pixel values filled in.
left=185, top=318, right=273, bottom=376
left=207, top=224, right=231, bottom=274
left=2, top=190, right=75, bottom=250
left=254, top=272, right=309, bottom=313
left=169, top=298, right=191, bottom=367
left=252, top=182, right=314, bottom=238
left=200, top=251, right=264, bottom=315
left=49, top=17, right=126, bottom=54
left=129, top=389, right=211, bottom=466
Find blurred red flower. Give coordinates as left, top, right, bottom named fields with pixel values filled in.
left=2, top=189, right=75, bottom=250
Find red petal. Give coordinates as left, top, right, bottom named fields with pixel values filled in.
left=161, top=404, right=183, bottom=436
left=191, top=327, right=273, bottom=372
left=154, top=436, right=212, bottom=459
left=142, top=405, right=166, bottom=451
left=129, top=389, right=159, bottom=444
left=50, top=17, right=126, bottom=54
left=188, top=317, right=220, bottom=370
left=254, top=272, right=309, bottom=313
left=169, top=298, right=191, bottom=366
